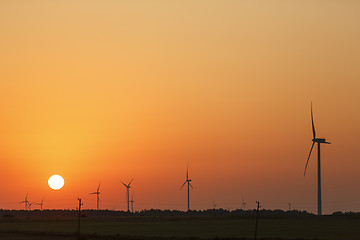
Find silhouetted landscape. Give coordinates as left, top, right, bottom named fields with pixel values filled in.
left=1, top=209, right=360, bottom=239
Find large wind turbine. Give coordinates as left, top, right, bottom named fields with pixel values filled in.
left=19, top=194, right=29, bottom=210
left=180, top=165, right=193, bottom=211
left=121, top=179, right=133, bottom=212
left=304, top=103, right=331, bottom=216
left=89, top=183, right=101, bottom=210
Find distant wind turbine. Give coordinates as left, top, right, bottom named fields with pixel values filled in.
left=28, top=202, right=36, bottom=210
left=180, top=164, right=193, bottom=211
left=242, top=198, right=246, bottom=210
left=304, top=103, right=331, bottom=216
left=121, top=179, right=133, bottom=212
left=36, top=197, right=45, bottom=210
left=19, top=194, right=29, bottom=210
left=89, top=182, right=101, bottom=210
left=212, top=200, right=217, bottom=209
left=129, top=193, right=134, bottom=213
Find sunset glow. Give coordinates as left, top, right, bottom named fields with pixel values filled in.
left=0, top=1, right=360, bottom=214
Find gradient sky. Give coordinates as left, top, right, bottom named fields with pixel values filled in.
left=0, top=1, right=360, bottom=214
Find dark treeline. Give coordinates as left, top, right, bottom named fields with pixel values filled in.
left=1, top=208, right=313, bottom=218
left=1, top=208, right=358, bottom=219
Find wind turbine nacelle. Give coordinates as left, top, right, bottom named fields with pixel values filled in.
left=313, top=138, right=330, bottom=144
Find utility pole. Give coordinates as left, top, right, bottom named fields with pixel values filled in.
left=254, top=201, right=261, bottom=240
left=77, top=198, right=83, bottom=235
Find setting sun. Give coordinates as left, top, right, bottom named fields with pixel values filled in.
left=48, top=175, right=65, bottom=190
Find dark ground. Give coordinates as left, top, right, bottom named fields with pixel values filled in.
left=0, top=210, right=359, bottom=240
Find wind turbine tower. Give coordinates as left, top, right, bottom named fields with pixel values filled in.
left=37, top=198, right=45, bottom=210
left=304, top=103, right=331, bottom=216
left=242, top=198, right=246, bottom=210
left=89, top=183, right=101, bottom=210
left=180, top=164, right=193, bottom=211
left=129, top=193, right=134, bottom=213
left=121, top=179, right=133, bottom=212
left=19, top=194, right=29, bottom=211
left=212, top=200, right=217, bottom=209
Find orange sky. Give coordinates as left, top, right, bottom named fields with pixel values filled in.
left=0, top=1, right=360, bottom=214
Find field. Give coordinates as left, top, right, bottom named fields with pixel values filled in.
left=0, top=215, right=360, bottom=240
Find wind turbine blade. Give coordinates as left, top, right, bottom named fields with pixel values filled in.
left=180, top=181, right=187, bottom=190
left=89, top=192, right=97, bottom=195
left=311, top=103, right=316, bottom=139
left=131, top=193, right=134, bottom=201
left=304, top=142, right=315, bottom=176
left=121, top=181, right=127, bottom=187
left=189, top=183, right=194, bottom=189
left=186, top=164, right=189, bottom=180
left=128, top=178, right=134, bottom=186
left=97, top=182, right=101, bottom=192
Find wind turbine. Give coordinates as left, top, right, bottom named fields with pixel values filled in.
left=121, top=179, right=133, bottom=212
left=180, top=164, right=193, bottom=211
left=304, top=103, right=331, bottom=216
left=129, top=193, right=134, bottom=213
left=37, top=198, right=45, bottom=210
left=19, top=194, right=29, bottom=210
left=89, top=182, right=101, bottom=210
left=212, top=200, right=217, bottom=209
left=28, top=202, right=36, bottom=210
left=242, top=198, right=246, bottom=210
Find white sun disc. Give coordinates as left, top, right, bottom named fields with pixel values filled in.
left=48, top=175, right=65, bottom=190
